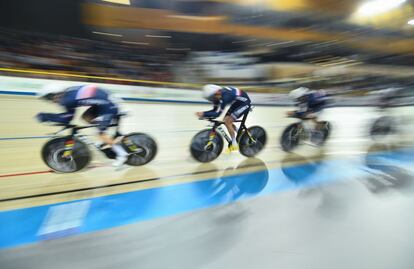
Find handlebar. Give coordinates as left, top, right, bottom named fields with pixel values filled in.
left=287, top=115, right=302, bottom=119
left=47, top=123, right=119, bottom=136
left=199, top=117, right=243, bottom=123
left=46, top=123, right=75, bottom=136
left=199, top=117, right=223, bottom=123
left=287, top=114, right=316, bottom=120
left=198, top=118, right=224, bottom=128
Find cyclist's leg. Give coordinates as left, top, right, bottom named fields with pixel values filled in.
left=224, top=102, right=239, bottom=144
left=82, top=106, right=99, bottom=124
left=309, top=110, right=324, bottom=130
left=95, top=106, right=118, bottom=144
left=81, top=106, right=114, bottom=145
left=225, top=101, right=250, bottom=150
left=96, top=106, right=128, bottom=167
left=306, top=111, right=327, bottom=144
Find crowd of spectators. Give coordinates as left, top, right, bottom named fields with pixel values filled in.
left=0, top=28, right=187, bottom=83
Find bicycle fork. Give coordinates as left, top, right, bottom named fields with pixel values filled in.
left=63, top=139, right=75, bottom=158
left=205, top=130, right=218, bottom=150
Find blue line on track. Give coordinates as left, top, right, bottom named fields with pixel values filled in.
left=1, top=90, right=413, bottom=107
left=0, top=130, right=201, bottom=141
left=0, top=136, right=51, bottom=141
left=0, top=91, right=37, bottom=96
left=122, top=97, right=206, bottom=104
left=0, top=148, right=413, bottom=249
left=0, top=90, right=289, bottom=106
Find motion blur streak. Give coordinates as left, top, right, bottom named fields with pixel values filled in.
left=0, top=0, right=414, bottom=268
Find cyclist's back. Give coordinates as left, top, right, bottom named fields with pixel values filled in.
left=220, top=86, right=250, bottom=105
left=305, top=90, right=327, bottom=113
left=60, top=85, right=116, bottom=110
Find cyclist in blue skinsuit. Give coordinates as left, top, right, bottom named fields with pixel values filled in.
left=36, top=84, right=128, bottom=167
left=196, top=84, right=251, bottom=152
left=288, top=86, right=327, bottom=129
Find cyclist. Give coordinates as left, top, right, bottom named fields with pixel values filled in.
left=196, top=84, right=251, bottom=152
left=288, top=87, right=328, bottom=142
left=36, top=83, right=129, bottom=167
left=288, top=86, right=327, bottom=118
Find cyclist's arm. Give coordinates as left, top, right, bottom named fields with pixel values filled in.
left=292, top=102, right=308, bottom=117
left=203, top=93, right=235, bottom=118
left=36, top=107, right=75, bottom=124
left=202, top=101, right=224, bottom=118
left=307, top=98, right=325, bottom=113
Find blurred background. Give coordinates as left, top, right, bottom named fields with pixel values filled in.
left=1, top=1, right=414, bottom=269
left=1, top=0, right=414, bottom=97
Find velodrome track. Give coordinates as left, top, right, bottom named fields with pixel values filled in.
left=1, top=95, right=414, bottom=269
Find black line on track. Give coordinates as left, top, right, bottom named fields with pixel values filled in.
left=0, top=161, right=270, bottom=203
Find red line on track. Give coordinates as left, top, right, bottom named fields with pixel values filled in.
left=0, top=170, right=53, bottom=178
left=0, top=164, right=108, bottom=179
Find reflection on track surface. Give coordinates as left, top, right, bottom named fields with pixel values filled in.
left=1, top=146, right=413, bottom=249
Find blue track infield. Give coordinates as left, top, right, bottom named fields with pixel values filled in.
left=0, top=147, right=413, bottom=250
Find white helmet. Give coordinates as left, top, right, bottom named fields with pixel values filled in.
left=39, top=83, right=69, bottom=101
left=202, top=84, right=222, bottom=100
left=289, top=87, right=309, bottom=100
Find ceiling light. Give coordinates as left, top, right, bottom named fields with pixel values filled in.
left=122, top=41, right=149, bottom=45
left=92, top=31, right=123, bottom=37
left=231, top=39, right=256, bottom=44
left=355, top=0, right=406, bottom=17
left=165, top=48, right=191, bottom=51
left=102, top=0, right=131, bottom=5
left=145, top=35, right=172, bottom=39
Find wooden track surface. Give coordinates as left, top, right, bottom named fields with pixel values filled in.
left=0, top=96, right=412, bottom=211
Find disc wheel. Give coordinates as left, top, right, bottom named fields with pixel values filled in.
left=190, top=129, right=224, bottom=163
left=239, top=126, right=267, bottom=157
left=370, top=116, right=395, bottom=140
left=41, top=137, right=91, bottom=173
left=123, top=133, right=157, bottom=166
left=280, top=123, right=302, bottom=152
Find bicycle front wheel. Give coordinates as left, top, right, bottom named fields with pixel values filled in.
left=41, top=136, right=91, bottom=173
left=190, top=129, right=224, bottom=162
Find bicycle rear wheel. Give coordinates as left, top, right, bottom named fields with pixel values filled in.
left=314, top=121, right=331, bottom=146
left=124, top=133, right=157, bottom=166
left=370, top=116, right=395, bottom=140
left=239, top=126, right=267, bottom=157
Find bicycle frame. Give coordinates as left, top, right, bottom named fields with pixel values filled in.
left=48, top=115, right=139, bottom=156
left=297, top=121, right=313, bottom=140
left=205, top=108, right=254, bottom=145
left=51, top=123, right=119, bottom=141
left=288, top=116, right=330, bottom=148
left=288, top=114, right=318, bottom=138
